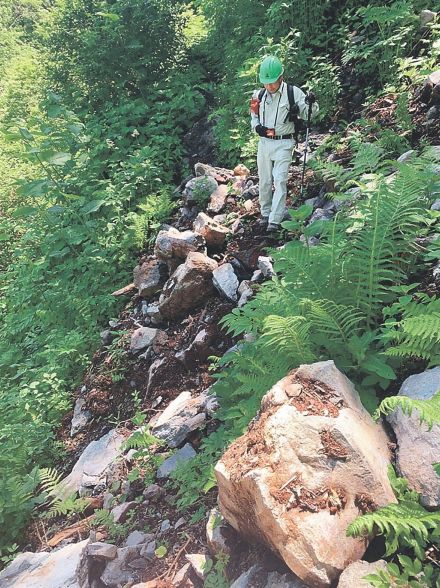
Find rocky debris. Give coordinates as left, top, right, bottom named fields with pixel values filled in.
left=143, top=483, right=164, bottom=500
left=207, top=184, right=229, bottom=214
left=206, top=507, right=236, bottom=556
left=70, top=397, right=92, bottom=437
left=111, top=501, right=137, bottom=523
left=130, top=327, right=161, bottom=353
left=185, top=553, right=211, bottom=580
left=142, top=301, right=162, bottom=325
left=183, top=175, right=219, bottom=206
left=99, top=544, right=150, bottom=587
left=213, top=263, right=239, bottom=302
left=154, top=227, right=206, bottom=273
left=87, top=542, right=118, bottom=560
left=233, top=164, right=250, bottom=177
left=308, top=207, right=334, bottom=225
left=230, top=565, right=305, bottom=588
left=124, top=531, right=155, bottom=547
left=194, top=162, right=234, bottom=182
left=172, top=563, right=191, bottom=586
left=0, top=540, right=88, bottom=588
left=146, top=356, right=182, bottom=395
left=156, top=443, right=197, bottom=479
left=337, top=560, right=387, bottom=587
left=158, top=252, right=218, bottom=319
left=133, top=258, right=168, bottom=298
left=237, top=280, right=253, bottom=307
left=149, top=391, right=208, bottom=448
left=420, top=9, right=437, bottom=27
left=61, top=429, right=125, bottom=497
left=216, top=361, right=395, bottom=587
left=193, top=212, right=230, bottom=248
left=175, top=326, right=218, bottom=368
left=100, top=329, right=114, bottom=346
left=419, top=70, right=440, bottom=106
left=386, top=366, right=440, bottom=507
left=257, top=256, right=275, bottom=278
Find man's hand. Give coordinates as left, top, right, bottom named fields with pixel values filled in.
left=305, top=91, right=316, bottom=105
left=255, top=124, right=269, bottom=137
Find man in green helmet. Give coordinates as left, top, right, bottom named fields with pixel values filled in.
left=250, top=55, right=319, bottom=232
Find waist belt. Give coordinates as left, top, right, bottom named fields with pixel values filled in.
left=266, top=133, right=295, bottom=140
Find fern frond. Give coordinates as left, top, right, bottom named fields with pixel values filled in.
left=261, top=315, right=316, bottom=363
left=38, top=467, right=64, bottom=495
left=347, top=500, right=440, bottom=556
left=300, top=298, right=366, bottom=345
left=375, top=391, right=440, bottom=429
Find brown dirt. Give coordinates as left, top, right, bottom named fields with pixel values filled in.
left=286, top=373, right=343, bottom=417
left=319, top=429, right=349, bottom=460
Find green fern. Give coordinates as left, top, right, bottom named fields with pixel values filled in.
left=38, top=467, right=89, bottom=519
left=375, top=391, right=440, bottom=429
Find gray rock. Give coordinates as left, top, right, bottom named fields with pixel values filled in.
left=185, top=553, right=211, bottom=580
left=175, top=516, right=186, bottom=529
left=183, top=175, right=218, bottom=205
left=150, top=391, right=207, bottom=448
left=308, top=207, right=333, bottom=225
left=87, top=542, right=118, bottom=560
left=193, top=212, right=230, bottom=248
left=156, top=443, right=197, bottom=479
left=110, top=501, right=137, bottom=523
left=60, top=429, right=125, bottom=497
left=172, top=563, right=191, bottom=586
left=143, top=483, right=163, bottom=499
left=100, top=545, right=146, bottom=587
left=124, top=531, right=154, bottom=548
left=257, top=256, right=275, bottom=278
left=265, top=571, right=306, bottom=587
left=140, top=541, right=156, bottom=560
left=100, top=329, right=113, bottom=346
left=208, top=184, right=229, bottom=213
left=397, top=150, right=416, bottom=164
left=387, top=367, right=440, bottom=506
left=206, top=507, right=234, bottom=556
left=431, top=198, right=440, bottom=211
left=230, top=565, right=266, bottom=588
left=251, top=269, right=264, bottom=282
left=0, top=540, right=88, bottom=588
left=420, top=10, right=437, bottom=27
left=238, top=282, right=253, bottom=307
left=337, top=560, right=387, bottom=587
left=133, top=259, right=168, bottom=298
left=160, top=519, right=171, bottom=533
left=143, top=302, right=162, bottom=324
left=213, top=263, right=239, bottom=301
left=129, top=327, right=159, bottom=353
left=102, top=491, right=114, bottom=510
left=70, top=398, right=92, bottom=437
left=427, top=105, right=439, bottom=121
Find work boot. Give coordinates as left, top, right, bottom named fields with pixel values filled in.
left=257, top=216, right=269, bottom=228
left=266, top=222, right=280, bottom=233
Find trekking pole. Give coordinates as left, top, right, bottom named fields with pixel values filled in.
left=300, top=98, right=313, bottom=199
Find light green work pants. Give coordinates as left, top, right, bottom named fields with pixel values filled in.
left=257, top=137, right=294, bottom=224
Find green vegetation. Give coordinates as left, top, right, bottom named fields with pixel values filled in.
left=1, top=0, right=440, bottom=584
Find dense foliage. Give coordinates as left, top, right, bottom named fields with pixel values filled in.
left=1, top=0, right=440, bottom=584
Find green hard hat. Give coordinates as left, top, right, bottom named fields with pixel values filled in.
left=259, top=56, right=284, bottom=84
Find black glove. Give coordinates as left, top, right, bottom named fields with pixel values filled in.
left=255, top=124, right=269, bottom=137
left=305, top=91, right=316, bottom=105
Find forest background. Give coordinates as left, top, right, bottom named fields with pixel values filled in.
left=1, top=0, right=440, bottom=585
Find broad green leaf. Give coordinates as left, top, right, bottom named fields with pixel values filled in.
left=19, top=127, right=33, bottom=141
left=47, top=104, right=62, bottom=118
left=47, top=152, right=72, bottom=166
left=68, top=124, right=83, bottom=135
left=81, top=199, right=106, bottom=214
left=95, top=11, right=120, bottom=20
left=154, top=545, right=167, bottom=558
left=18, top=180, right=49, bottom=197
left=11, top=206, right=38, bottom=218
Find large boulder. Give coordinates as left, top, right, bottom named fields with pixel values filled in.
left=215, top=361, right=395, bottom=588
left=158, top=252, right=218, bottom=319
left=0, top=540, right=88, bottom=588
left=133, top=258, right=168, bottom=298
left=61, top=429, right=125, bottom=497
left=386, top=366, right=440, bottom=507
